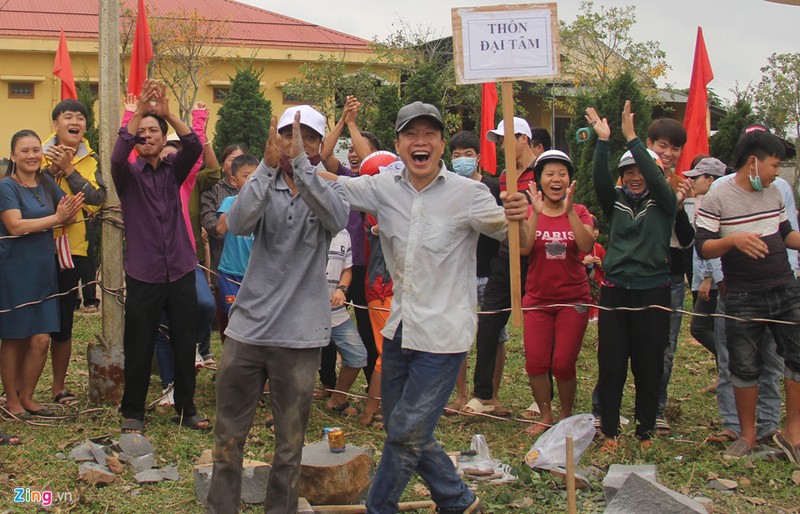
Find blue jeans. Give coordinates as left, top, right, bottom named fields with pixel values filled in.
left=714, top=297, right=783, bottom=439
left=657, top=275, right=684, bottom=417
left=366, top=326, right=475, bottom=514
left=330, top=318, right=368, bottom=368
left=156, top=266, right=216, bottom=387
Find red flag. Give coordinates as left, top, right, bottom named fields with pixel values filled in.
left=675, top=27, right=714, bottom=174
left=480, top=83, right=498, bottom=175
left=53, top=29, right=77, bottom=101
left=127, top=0, right=153, bottom=95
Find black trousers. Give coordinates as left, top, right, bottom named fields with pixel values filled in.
left=319, top=340, right=337, bottom=388
left=351, top=264, right=377, bottom=383
left=121, top=272, right=198, bottom=421
left=597, top=285, right=670, bottom=440
left=473, top=252, right=528, bottom=400
left=690, top=289, right=718, bottom=356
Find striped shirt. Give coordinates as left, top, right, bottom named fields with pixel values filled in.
left=327, top=229, right=353, bottom=327
left=695, top=177, right=794, bottom=292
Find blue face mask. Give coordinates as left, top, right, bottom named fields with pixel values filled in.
left=451, top=157, right=478, bottom=177
left=749, top=159, right=764, bottom=191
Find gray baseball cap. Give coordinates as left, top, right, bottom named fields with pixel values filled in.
left=683, top=157, right=726, bottom=178
left=395, top=101, right=445, bottom=133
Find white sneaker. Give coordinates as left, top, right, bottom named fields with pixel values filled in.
left=159, top=385, right=175, bottom=407
left=195, top=347, right=204, bottom=369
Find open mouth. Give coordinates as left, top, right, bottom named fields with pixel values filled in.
left=349, top=157, right=361, bottom=167
left=68, top=128, right=81, bottom=135
left=411, top=151, right=431, bottom=165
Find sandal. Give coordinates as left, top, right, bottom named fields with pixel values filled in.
left=493, top=404, right=512, bottom=417
left=600, top=438, right=620, bottom=453
left=655, top=418, right=671, bottom=436
left=773, top=432, right=799, bottom=466
left=444, top=398, right=468, bottom=415
left=524, top=422, right=549, bottom=436
left=25, top=407, right=57, bottom=418
left=121, top=418, right=145, bottom=435
left=172, top=413, right=212, bottom=431
left=83, top=305, right=99, bottom=314
left=0, top=430, right=21, bottom=445
left=54, top=390, right=79, bottom=406
left=706, top=429, right=737, bottom=446
left=722, top=438, right=755, bottom=460
left=359, top=412, right=383, bottom=428
left=461, top=398, right=495, bottom=415
left=328, top=401, right=360, bottom=417
left=520, top=401, right=541, bottom=420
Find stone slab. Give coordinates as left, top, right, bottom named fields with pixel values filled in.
left=118, top=433, right=154, bottom=457
left=68, top=442, right=95, bottom=462
left=78, top=462, right=116, bottom=486
left=603, top=464, right=657, bottom=503
left=135, top=469, right=163, bottom=484
left=605, top=473, right=706, bottom=514
left=131, top=453, right=157, bottom=473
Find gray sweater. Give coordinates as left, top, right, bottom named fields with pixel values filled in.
left=223, top=154, right=349, bottom=347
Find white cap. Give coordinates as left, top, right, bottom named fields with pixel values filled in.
left=618, top=148, right=661, bottom=169
left=486, top=117, right=532, bottom=143
left=277, top=105, right=326, bottom=138
left=534, top=149, right=574, bottom=175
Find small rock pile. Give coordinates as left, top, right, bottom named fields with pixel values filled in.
left=62, top=434, right=181, bottom=486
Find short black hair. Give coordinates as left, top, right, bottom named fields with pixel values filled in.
left=449, top=131, right=480, bottom=153
left=360, top=131, right=382, bottom=152
left=647, top=118, right=687, bottom=148
left=231, top=154, right=260, bottom=177
left=733, top=128, right=785, bottom=169
left=52, top=99, right=88, bottom=121
left=142, top=111, right=168, bottom=136
left=530, top=128, right=552, bottom=151
left=221, top=143, right=248, bottom=163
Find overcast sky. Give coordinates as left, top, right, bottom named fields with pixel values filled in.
left=245, top=0, right=800, bottom=104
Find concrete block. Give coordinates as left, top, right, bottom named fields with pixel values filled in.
left=603, top=464, right=657, bottom=502
left=605, top=473, right=706, bottom=514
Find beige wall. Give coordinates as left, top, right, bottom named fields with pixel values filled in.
left=0, top=37, right=381, bottom=156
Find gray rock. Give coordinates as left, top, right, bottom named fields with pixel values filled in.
left=160, top=465, right=181, bottom=481
left=118, top=452, right=133, bottom=464
left=605, top=473, right=706, bottom=514
left=78, top=462, right=116, bottom=486
left=88, top=440, right=111, bottom=466
left=603, top=464, right=658, bottom=503
left=130, top=453, right=157, bottom=473
left=134, top=469, right=163, bottom=484
left=194, top=460, right=271, bottom=506
left=68, top=442, right=95, bottom=462
left=707, top=478, right=737, bottom=491
left=55, top=452, right=67, bottom=460
left=118, top=433, right=154, bottom=457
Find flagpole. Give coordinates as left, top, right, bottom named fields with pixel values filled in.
left=500, top=81, right=522, bottom=327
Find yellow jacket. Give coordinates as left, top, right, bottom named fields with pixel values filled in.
left=42, top=134, right=106, bottom=257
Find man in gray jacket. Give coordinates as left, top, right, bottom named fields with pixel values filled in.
left=207, top=105, right=349, bottom=514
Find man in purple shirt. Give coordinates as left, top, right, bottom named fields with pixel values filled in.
left=110, top=80, right=209, bottom=433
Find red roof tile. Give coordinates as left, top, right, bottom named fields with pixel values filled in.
left=0, top=0, right=370, bottom=51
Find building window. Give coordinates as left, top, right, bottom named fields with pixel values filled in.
left=282, top=90, right=305, bottom=105
left=8, top=82, right=34, bottom=99
left=213, top=87, right=229, bottom=103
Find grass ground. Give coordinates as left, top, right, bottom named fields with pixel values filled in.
left=1, top=303, right=798, bottom=513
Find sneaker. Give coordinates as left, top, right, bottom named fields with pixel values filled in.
left=158, top=385, right=174, bottom=407
left=655, top=418, right=671, bottom=436
left=195, top=347, right=204, bottom=369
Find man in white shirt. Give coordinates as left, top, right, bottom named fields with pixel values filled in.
left=336, top=101, right=529, bottom=514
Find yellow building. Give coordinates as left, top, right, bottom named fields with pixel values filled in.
left=0, top=0, right=379, bottom=155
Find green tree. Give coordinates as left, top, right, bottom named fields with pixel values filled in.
left=559, top=1, right=668, bottom=100
left=710, top=87, right=757, bottom=166
left=76, top=81, right=99, bottom=152
left=213, top=65, right=272, bottom=160
left=372, top=85, right=403, bottom=152
left=567, top=71, right=653, bottom=235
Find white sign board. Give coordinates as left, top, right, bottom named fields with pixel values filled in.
left=452, top=3, right=560, bottom=84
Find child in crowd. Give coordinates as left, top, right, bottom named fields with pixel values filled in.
left=215, top=154, right=259, bottom=315
left=581, top=216, right=605, bottom=321
left=696, top=126, right=800, bottom=464
left=587, top=101, right=677, bottom=449
left=323, top=229, right=368, bottom=416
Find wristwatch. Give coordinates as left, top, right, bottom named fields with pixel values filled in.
left=337, top=285, right=348, bottom=294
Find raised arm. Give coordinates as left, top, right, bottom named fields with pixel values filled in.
left=586, top=107, right=615, bottom=217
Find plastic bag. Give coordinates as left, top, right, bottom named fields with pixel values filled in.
left=525, top=414, right=595, bottom=469
left=457, top=434, right=516, bottom=483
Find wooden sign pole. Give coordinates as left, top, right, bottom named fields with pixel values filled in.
left=501, top=81, right=523, bottom=327
left=566, top=436, right=577, bottom=513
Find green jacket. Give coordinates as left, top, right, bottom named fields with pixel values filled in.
left=592, top=138, right=677, bottom=289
